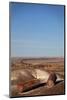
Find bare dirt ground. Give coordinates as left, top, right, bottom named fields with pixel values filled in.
left=10, top=57, right=65, bottom=97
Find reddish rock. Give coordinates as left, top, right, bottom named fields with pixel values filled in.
left=47, top=72, right=57, bottom=88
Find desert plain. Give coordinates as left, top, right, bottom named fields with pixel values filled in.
left=10, top=57, right=65, bottom=97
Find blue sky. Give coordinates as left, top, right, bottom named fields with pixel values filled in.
left=10, top=3, right=64, bottom=57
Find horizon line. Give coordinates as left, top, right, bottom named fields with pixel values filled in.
left=11, top=56, right=64, bottom=58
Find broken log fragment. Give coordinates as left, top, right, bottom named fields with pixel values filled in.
left=17, top=79, right=41, bottom=93
left=46, top=72, right=57, bottom=88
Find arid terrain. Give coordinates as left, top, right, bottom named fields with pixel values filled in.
left=10, top=57, right=65, bottom=97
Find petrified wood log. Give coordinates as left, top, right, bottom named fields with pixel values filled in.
left=46, top=72, right=57, bottom=88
